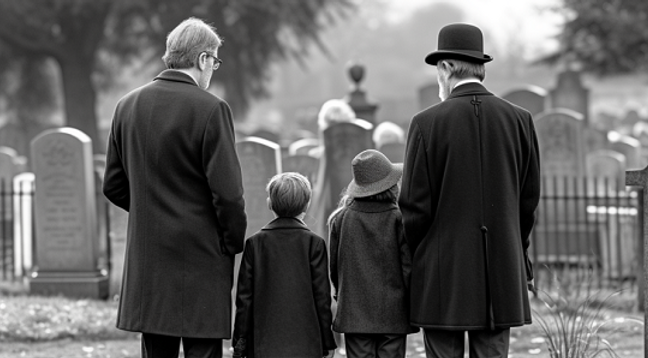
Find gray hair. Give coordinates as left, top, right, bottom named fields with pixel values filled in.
left=162, top=17, right=222, bottom=70
left=437, top=59, right=486, bottom=81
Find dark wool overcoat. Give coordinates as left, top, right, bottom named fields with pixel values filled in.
left=399, top=83, right=541, bottom=330
left=103, top=70, right=247, bottom=338
left=233, top=218, right=336, bottom=358
left=329, top=200, right=415, bottom=334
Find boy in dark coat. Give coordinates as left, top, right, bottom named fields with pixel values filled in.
left=233, top=172, right=336, bottom=358
left=328, top=150, right=416, bottom=358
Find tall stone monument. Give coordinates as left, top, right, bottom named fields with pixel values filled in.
left=30, top=127, right=108, bottom=299
left=344, top=62, right=379, bottom=124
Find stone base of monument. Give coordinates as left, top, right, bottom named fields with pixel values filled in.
left=29, top=271, right=109, bottom=299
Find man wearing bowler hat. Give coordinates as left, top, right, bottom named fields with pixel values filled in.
left=398, top=23, right=541, bottom=357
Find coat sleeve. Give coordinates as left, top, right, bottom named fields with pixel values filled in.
left=328, top=216, right=340, bottom=297
left=396, top=213, right=412, bottom=290
left=233, top=240, right=254, bottom=343
left=203, top=101, right=247, bottom=256
left=103, top=116, right=130, bottom=211
left=311, top=237, right=336, bottom=352
left=399, top=119, right=433, bottom=253
left=519, top=117, right=541, bottom=281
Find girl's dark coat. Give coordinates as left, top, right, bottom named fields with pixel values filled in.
left=329, top=200, right=414, bottom=334
left=399, top=83, right=541, bottom=330
left=234, top=218, right=336, bottom=358
left=103, top=70, right=247, bottom=338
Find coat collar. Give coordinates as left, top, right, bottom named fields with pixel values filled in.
left=153, top=69, right=198, bottom=87
left=448, top=82, right=492, bottom=100
left=262, top=217, right=311, bottom=231
left=349, top=200, right=398, bottom=213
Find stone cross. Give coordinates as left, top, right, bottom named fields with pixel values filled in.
left=625, top=165, right=648, bottom=356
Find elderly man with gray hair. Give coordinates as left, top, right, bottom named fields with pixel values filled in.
left=103, top=17, right=247, bottom=358
left=399, top=23, right=541, bottom=357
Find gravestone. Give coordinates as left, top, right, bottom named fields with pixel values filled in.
left=311, top=119, right=374, bottom=239
left=535, top=108, right=586, bottom=177
left=236, top=137, right=282, bottom=236
left=502, top=85, right=547, bottom=116
left=378, top=143, right=406, bottom=164
left=587, top=150, right=634, bottom=278
left=288, top=138, right=320, bottom=156
left=0, top=147, right=18, bottom=244
left=13, top=172, right=34, bottom=278
left=250, top=128, right=281, bottom=144
left=535, top=109, right=589, bottom=264
left=608, top=131, right=643, bottom=170
left=30, top=127, right=108, bottom=299
left=584, top=127, right=609, bottom=153
left=282, top=154, right=319, bottom=188
left=107, top=202, right=128, bottom=298
left=0, top=147, right=19, bottom=188
left=547, top=69, right=590, bottom=125
left=418, top=82, right=441, bottom=110
left=586, top=150, right=626, bottom=189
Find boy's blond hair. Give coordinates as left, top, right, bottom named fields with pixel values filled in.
left=266, top=172, right=312, bottom=218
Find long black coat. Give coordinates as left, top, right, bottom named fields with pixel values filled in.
left=103, top=70, right=247, bottom=338
left=399, top=83, right=540, bottom=330
left=233, top=218, right=336, bottom=358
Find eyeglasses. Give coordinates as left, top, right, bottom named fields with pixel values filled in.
left=203, top=52, right=222, bottom=70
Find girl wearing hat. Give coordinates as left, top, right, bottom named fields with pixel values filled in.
left=328, top=149, right=416, bottom=358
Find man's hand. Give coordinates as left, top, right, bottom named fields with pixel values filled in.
left=527, top=279, right=537, bottom=294
left=323, top=349, right=335, bottom=358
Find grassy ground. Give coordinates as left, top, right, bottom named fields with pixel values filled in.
left=0, top=283, right=643, bottom=358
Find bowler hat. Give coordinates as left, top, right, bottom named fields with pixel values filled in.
left=346, top=149, right=403, bottom=198
left=425, top=23, right=493, bottom=65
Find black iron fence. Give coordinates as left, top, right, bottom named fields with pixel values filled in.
left=530, top=176, right=641, bottom=293
left=0, top=178, right=34, bottom=281
left=0, top=175, right=643, bottom=295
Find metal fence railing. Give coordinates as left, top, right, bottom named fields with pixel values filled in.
left=530, top=176, right=641, bottom=293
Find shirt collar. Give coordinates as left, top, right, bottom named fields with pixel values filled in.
left=453, top=78, right=482, bottom=90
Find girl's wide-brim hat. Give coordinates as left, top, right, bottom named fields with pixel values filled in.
left=425, top=23, right=493, bottom=65
left=346, top=149, right=403, bottom=198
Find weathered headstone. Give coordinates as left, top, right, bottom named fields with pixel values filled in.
left=0, top=147, right=19, bottom=187
left=311, top=119, right=374, bottom=239
left=13, top=172, right=34, bottom=278
left=30, top=127, right=108, bottom=299
left=608, top=131, right=643, bottom=170
left=502, top=85, right=547, bottom=116
left=535, top=108, right=587, bottom=177
left=288, top=138, right=320, bottom=156
left=250, top=128, right=281, bottom=144
left=625, top=166, right=648, bottom=352
left=584, top=127, right=609, bottom=153
left=107, top=202, right=128, bottom=298
left=418, top=82, right=441, bottom=110
left=236, top=137, right=282, bottom=236
left=0, top=147, right=18, bottom=243
left=282, top=154, right=319, bottom=188
left=587, top=150, right=633, bottom=278
left=547, top=69, right=590, bottom=125
left=586, top=150, right=626, bottom=189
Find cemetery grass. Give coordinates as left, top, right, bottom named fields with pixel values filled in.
left=0, top=288, right=643, bottom=358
